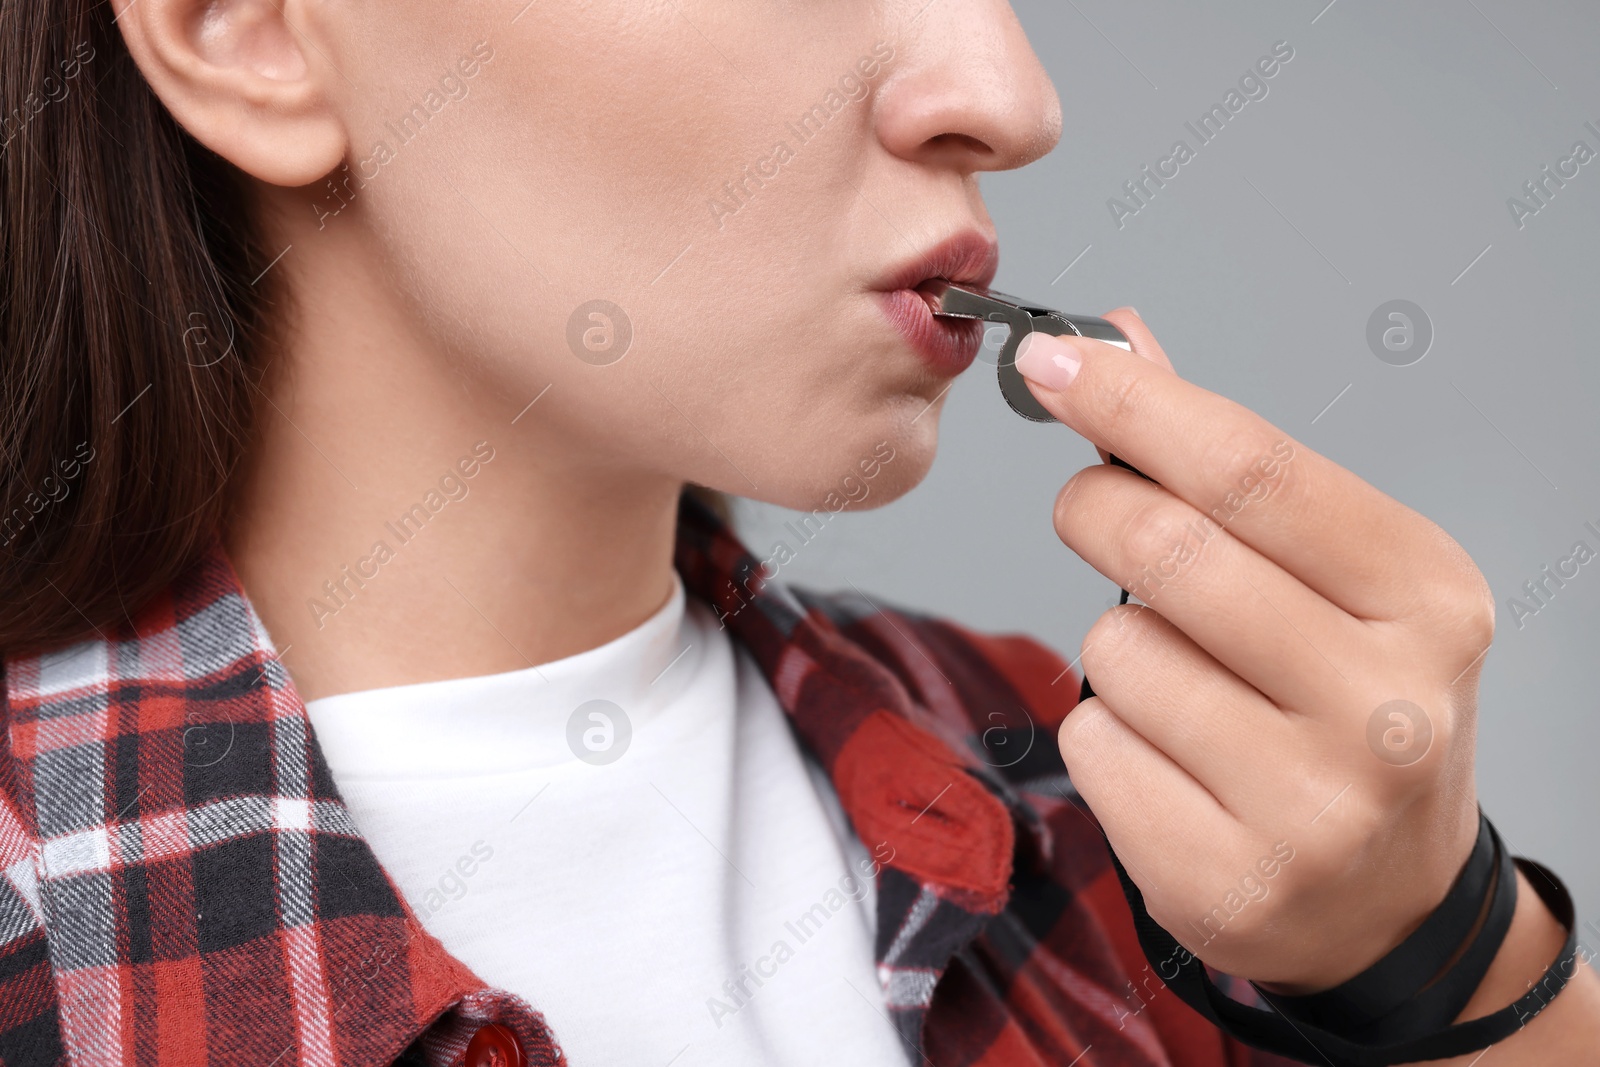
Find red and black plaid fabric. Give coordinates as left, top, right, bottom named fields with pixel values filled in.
left=0, top=493, right=1299, bottom=1066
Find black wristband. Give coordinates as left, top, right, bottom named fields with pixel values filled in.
left=1100, top=839, right=1579, bottom=1066
left=1262, top=810, right=1515, bottom=1043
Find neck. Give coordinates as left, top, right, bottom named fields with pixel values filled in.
left=225, top=203, right=681, bottom=703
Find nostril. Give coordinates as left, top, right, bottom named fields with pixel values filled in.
left=926, top=131, right=995, bottom=159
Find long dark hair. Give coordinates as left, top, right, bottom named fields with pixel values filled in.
left=1, top=4, right=734, bottom=656
left=0, top=0, right=277, bottom=653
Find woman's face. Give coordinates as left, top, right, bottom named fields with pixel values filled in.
left=298, top=0, right=1061, bottom=508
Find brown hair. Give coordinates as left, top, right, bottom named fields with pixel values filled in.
left=1, top=6, right=734, bottom=656
left=0, top=2, right=277, bottom=653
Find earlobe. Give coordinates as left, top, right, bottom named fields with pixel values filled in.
left=112, top=0, right=346, bottom=187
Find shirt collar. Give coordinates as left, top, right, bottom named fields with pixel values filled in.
left=673, top=493, right=1025, bottom=902
left=3, top=491, right=1026, bottom=1062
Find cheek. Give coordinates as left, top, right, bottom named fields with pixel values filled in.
left=338, top=14, right=736, bottom=291
left=324, top=2, right=929, bottom=505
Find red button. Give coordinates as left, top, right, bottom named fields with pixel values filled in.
left=465, top=1023, right=524, bottom=1067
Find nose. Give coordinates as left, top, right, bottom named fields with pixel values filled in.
left=874, top=0, right=1064, bottom=174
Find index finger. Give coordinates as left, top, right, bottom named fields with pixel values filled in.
left=1090, top=308, right=1171, bottom=465
left=1014, top=328, right=1445, bottom=623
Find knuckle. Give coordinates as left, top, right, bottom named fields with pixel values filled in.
left=1428, top=712, right=1461, bottom=764
left=1097, top=366, right=1155, bottom=440
left=1424, top=569, right=1496, bottom=651
left=1121, top=500, right=1202, bottom=576
left=1199, top=430, right=1296, bottom=518
left=1402, top=524, right=1496, bottom=644
left=1081, top=604, right=1155, bottom=671
left=1057, top=696, right=1114, bottom=763
left=1053, top=466, right=1110, bottom=541
left=1446, top=573, right=1497, bottom=649
left=1082, top=607, right=1177, bottom=700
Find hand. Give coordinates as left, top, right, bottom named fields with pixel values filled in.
left=1016, top=311, right=1490, bottom=990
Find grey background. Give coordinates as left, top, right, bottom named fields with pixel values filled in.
left=737, top=1, right=1600, bottom=929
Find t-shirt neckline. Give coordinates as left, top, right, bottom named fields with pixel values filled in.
left=303, top=571, right=705, bottom=779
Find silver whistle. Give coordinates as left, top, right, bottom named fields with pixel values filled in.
left=927, top=282, right=1131, bottom=423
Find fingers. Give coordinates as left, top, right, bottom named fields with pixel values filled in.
left=1057, top=463, right=1368, bottom=711
left=1078, top=604, right=1302, bottom=812
left=1057, top=696, right=1245, bottom=919
left=1087, top=308, right=1168, bottom=465
left=1014, top=329, right=1455, bottom=625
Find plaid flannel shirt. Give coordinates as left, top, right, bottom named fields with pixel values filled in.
left=0, top=493, right=1300, bottom=1066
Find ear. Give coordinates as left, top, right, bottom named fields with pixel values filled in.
left=112, top=0, right=345, bottom=186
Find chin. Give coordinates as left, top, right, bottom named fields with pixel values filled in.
left=733, top=412, right=939, bottom=516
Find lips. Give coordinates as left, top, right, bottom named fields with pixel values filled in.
left=875, top=230, right=1002, bottom=296
left=873, top=230, right=1001, bottom=375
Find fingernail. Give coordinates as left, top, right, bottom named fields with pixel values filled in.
left=1125, top=306, right=1141, bottom=318
left=1016, top=332, right=1082, bottom=390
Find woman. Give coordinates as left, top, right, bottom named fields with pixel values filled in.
left=0, top=0, right=1593, bottom=1064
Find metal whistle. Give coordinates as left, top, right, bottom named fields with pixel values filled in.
left=927, top=281, right=1131, bottom=423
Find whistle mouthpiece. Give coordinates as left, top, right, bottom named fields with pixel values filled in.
left=928, top=282, right=1130, bottom=423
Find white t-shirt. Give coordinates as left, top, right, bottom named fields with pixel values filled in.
left=304, top=573, right=909, bottom=1066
